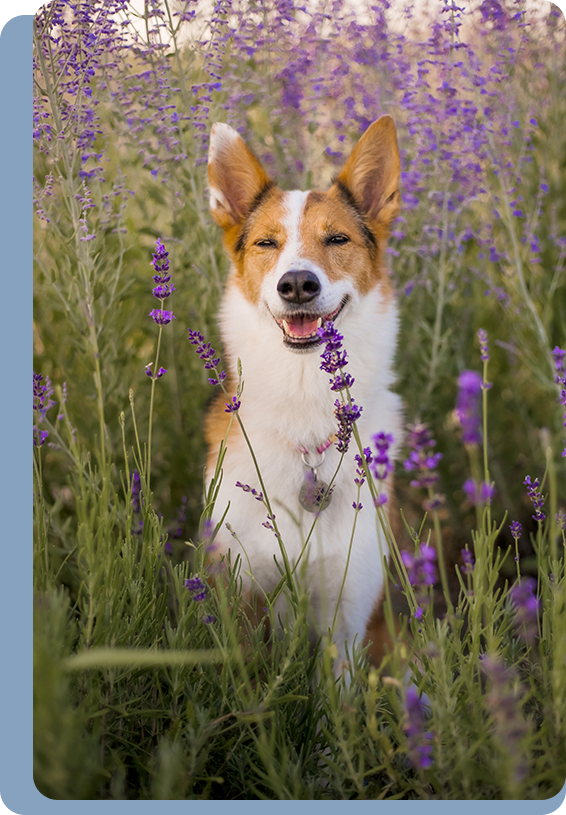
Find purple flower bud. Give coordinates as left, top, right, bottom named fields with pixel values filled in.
left=152, top=283, right=175, bottom=299
left=461, top=548, right=475, bottom=574
left=509, top=577, right=539, bottom=644
left=456, top=370, right=483, bottom=445
left=185, top=575, right=207, bottom=602
left=401, top=545, right=437, bottom=592
left=404, top=686, right=434, bottom=769
left=478, top=328, right=489, bottom=362
left=370, top=432, right=394, bottom=481
left=334, top=400, right=362, bottom=453
left=523, top=476, right=545, bottom=522
left=224, top=397, right=241, bottom=413
left=150, top=308, right=175, bottom=325
left=463, top=479, right=495, bottom=504
left=33, top=372, right=56, bottom=446
left=187, top=328, right=227, bottom=386
left=403, top=422, right=444, bottom=505
left=236, top=482, right=263, bottom=501
left=130, top=470, right=142, bottom=514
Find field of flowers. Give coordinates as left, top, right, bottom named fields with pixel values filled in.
left=32, top=0, right=566, bottom=800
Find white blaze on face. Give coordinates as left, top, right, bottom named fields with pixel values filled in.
left=261, top=189, right=350, bottom=323
left=273, top=190, right=310, bottom=280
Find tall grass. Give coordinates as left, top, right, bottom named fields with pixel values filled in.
left=33, top=0, right=565, bottom=800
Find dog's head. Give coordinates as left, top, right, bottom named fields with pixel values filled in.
left=208, top=117, right=401, bottom=352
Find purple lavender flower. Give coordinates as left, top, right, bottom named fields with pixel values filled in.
left=463, top=479, right=495, bottom=504
left=151, top=238, right=170, bottom=277
left=403, top=422, right=444, bottom=511
left=33, top=372, right=55, bottom=447
left=187, top=329, right=227, bottom=385
left=149, top=308, right=175, bottom=326
left=553, top=346, right=565, bottom=383
left=148, top=239, right=175, bottom=338
left=509, top=521, right=522, bottom=540
left=145, top=364, right=167, bottom=378
left=456, top=371, right=483, bottom=445
left=553, top=347, right=566, bottom=457
left=371, top=432, right=394, bottom=477
left=152, top=283, right=175, bottom=299
left=403, top=423, right=442, bottom=488
left=401, top=544, right=437, bottom=591
left=461, top=548, right=475, bottom=575
left=151, top=239, right=175, bottom=299
left=317, top=321, right=354, bottom=391
left=404, top=686, right=434, bottom=770
left=354, top=447, right=373, bottom=487
left=478, top=328, right=489, bottom=362
left=201, top=517, right=219, bottom=552
left=235, top=482, right=264, bottom=501
left=224, top=397, right=241, bottom=413
left=523, top=476, right=545, bottom=522
left=509, top=577, right=539, bottom=644
left=130, top=470, right=142, bottom=514
left=334, top=399, right=362, bottom=454
left=185, top=575, right=207, bottom=602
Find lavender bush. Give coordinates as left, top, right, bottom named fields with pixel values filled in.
left=33, top=0, right=565, bottom=800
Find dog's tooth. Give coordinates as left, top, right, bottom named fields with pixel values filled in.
left=282, top=320, right=290, bottom=335
left=316, top=317, right=322, bottom=328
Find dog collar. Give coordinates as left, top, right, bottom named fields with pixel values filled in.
left=297, top=434, right=336, bottom=458
left=297, top=436, right=336, bottom=513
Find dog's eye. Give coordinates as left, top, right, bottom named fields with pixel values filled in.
left=326, top=234, right=350, bottom=245
left=255, top=238, right=277, bottom=248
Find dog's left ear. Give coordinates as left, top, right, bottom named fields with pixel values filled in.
left=335, top=115, right=401, bottom=225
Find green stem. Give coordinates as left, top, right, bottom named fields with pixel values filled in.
left=129, top=389, right=144, bottom=477
left=331, top=486, right=361, bottom=634
left=147, top=322, right=164, bottom=491
left=430, top=500, right=454, bottom=617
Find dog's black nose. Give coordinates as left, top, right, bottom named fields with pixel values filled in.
left=277, top=270, right=321, bottom=304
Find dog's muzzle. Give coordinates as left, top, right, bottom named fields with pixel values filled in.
left=273, top=270, right=349, bottom=351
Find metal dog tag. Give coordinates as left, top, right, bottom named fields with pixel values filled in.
left=298, top=469, right=332, bottom=513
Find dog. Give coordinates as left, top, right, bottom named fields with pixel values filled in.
left=204, top=116, right=403, bottom=675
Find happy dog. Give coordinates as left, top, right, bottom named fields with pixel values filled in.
left=205, top=116, right=403, bottom=674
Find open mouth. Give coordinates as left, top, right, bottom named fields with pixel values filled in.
left=274, top=297, right=349, bottom=350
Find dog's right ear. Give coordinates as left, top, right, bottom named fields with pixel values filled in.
left=208, top=123, right=272, bottom=229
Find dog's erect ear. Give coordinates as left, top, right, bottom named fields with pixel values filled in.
left=335, top=115, right=401, bottom=225
left=208, top=123, right=272, bottom=229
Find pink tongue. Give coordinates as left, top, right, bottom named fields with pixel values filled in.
left=287, top=315, right=319, bottom=337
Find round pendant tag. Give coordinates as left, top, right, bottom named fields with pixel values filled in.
left=299, top=474, right=332, bottom=513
